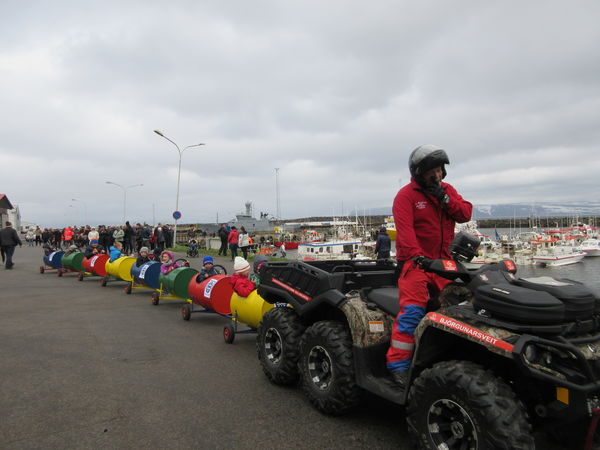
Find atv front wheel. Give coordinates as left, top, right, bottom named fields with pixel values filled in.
left=299, top=320, right=361, bottom=415
left=407, top=360, right=534, bottom=450
left=257, top=307, right=306, bottom=385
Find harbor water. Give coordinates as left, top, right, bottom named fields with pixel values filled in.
left=479, top=228, right=600, bottom=292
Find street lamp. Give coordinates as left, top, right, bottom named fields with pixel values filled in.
left=105, top=181, right=143, bottom=224
left=71, top=198, right=88, bottom=224
left=154, top=129, right=205, bottom=246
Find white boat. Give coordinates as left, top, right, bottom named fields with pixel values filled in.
left=577, top=239, right=600, bottom=257
left=532, top=246, right=586, bottom=267
left=298, top=240, right=363, bottom=261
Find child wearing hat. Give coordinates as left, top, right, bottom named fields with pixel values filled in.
left=229, top=256, right=255, bottom=297
left=160, top=250, right=183, bottom=274
left=84, top=239, right=105, bottom=258
left=195, top=255, right=219, bottom=283
left=136, top=247, right=150, bottom=267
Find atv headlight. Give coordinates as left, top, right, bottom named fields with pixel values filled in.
left=523, top=344, right=553, bottom=366
left=524, top=345, right=538, bottom=364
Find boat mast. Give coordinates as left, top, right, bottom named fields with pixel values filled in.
left=275, top=168, right=281, bottom=221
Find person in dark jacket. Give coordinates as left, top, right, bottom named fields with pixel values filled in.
left=386, top=145, right=472, bottom=387
left=135, top=246, right=151, bottom=267
left=84, top=240, right=105, bottom=258
left=217, top=224, right=229, bottom=257
left=99, top=226, right=112, bottom=251
left=123, top=221, right=134, bottom=254
left=165, top=225, right=174, bottom=249
left=0, top=221, right=23, bottom=269
left=375, top=227, right=392, bottom=260
left=53, top=229, right=62, bottom=248
left=154, top=224, right=166, bottom=250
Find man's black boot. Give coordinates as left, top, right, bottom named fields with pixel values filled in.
left=391, top=370, right=408, bottom=388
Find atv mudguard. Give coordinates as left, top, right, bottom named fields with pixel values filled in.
left=340, top=293, right=394, bottom=348
left=412, top=310, right=518, bottom=367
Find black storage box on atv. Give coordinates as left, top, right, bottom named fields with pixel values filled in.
left=513, top=276, right=597, bottom=321
left=473, top=284, right=566, bottom=325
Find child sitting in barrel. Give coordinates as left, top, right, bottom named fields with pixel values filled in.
left=136, top=246, right=150, bottom=267
left=84, top=239, right=105, bottom=258
left=43, top=242, right=57, bottom=256
left=160, top=250, right=182, bottom=274
left=109, top=241, right=123, bottom=263
left=64, top=244, right=79, bottom=255
left=249, top=255, right=268, bottom=286
left=196, top=255, right=219, bottom=283
left=229, top=256, right=256, bottom=297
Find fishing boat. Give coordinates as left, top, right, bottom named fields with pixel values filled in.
left=577, top=239, right=600, bottom=257
left=532, top=245, right=586, bottom=267
left=381, top=216, right=396, bottom=241
left=298, top=239, right=363, bottom=261
left=274, top=229, right=323, bottom=251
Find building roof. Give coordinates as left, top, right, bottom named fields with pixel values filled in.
left=0, top=194, right=14, bottom=210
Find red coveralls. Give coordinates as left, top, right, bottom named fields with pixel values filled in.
left=386, top=178, right=472, bottom=372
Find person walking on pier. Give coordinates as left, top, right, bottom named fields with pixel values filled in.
left=0, top=221, right=23, bottom=269
left=228, top=226, right=239, bottom=261
left=375, top=227, right=391, bottom=260
left=218, top=224, right=229, bottom=257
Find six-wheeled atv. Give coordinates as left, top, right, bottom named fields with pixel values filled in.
left=256, top=233, right=600, bottom=449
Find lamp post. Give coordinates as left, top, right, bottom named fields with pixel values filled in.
left=154, top=129, right=204, bottom=246
left=71, top=198, right=88, bottom=224
left=105, top=181, right=143, bottom=224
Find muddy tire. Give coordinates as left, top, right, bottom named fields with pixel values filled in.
left=407, top=360, right=534, bottom=450
left=298, top=320, right=361, bottom=415
left=257, top=307, right=306, bottom=385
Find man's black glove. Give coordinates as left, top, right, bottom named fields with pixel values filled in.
left=414, top=256, right=434, bottom=270
left=425, top=184, right=449, bottom=206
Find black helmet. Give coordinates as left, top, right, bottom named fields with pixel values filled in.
left=409, top=145, right=449, bottom=181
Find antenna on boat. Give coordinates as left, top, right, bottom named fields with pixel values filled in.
left=275, top=168, right=281, bottom=220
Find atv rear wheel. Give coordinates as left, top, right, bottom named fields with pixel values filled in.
left=407, top=360, right=534, bottom=450
left=257, top=307, right=306, bottom=385
left=298, top=320, right=361, bottom=415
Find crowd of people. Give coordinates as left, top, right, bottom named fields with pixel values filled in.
left=32, top=222, right=184, bottom=253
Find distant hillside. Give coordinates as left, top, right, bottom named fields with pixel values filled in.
left=472, top=202, right=600, bottom=219
left=353, top=202, right=600, bottom=219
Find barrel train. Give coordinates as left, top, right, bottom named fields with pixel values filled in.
left=40, top=251, right=272, bottom=343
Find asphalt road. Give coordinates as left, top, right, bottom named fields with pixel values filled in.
left=1, top=245, right=560, bottom=449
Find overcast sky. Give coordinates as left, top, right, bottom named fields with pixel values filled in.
left=1, top=0, right=599, bottom=227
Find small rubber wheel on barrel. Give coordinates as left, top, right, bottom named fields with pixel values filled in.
left=101, top=277, right=108, bottom=287
left=181, top=304, right=192, bottom=321
left=40, top=266, right=45, bottom=274
left=151, top=292, right=160, bottom=305
left=224, top=323, right=235, bottom=344
left=124, top=284, right=132, bottom=295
